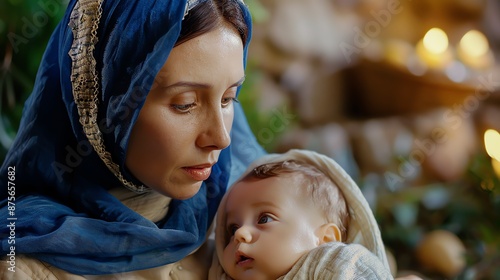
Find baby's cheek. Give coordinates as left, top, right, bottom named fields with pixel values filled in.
left=222, top=244, right=234, bottom=267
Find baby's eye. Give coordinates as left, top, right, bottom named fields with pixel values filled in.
left=227, top=224, right=239, bottom=236
left=257, top=214, right=275, bottom=224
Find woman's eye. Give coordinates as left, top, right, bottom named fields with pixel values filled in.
left=171, top=103, right=196, bottom=113
left=221, top=97, right=239, bottom=108
left=258, top=214, right=275, bottom=224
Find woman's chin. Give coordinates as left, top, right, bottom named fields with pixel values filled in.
left=155, top=181, right=203, bottom=200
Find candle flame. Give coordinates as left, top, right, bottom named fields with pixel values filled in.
left=423, top=28, right=449, bottom=54
left=484, top=129, right=500, bottom=161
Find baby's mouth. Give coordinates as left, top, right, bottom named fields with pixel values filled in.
left=236, top=251, right=254, bottom=265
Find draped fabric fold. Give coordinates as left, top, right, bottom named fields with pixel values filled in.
left=0, top=0, right=265, bottom=275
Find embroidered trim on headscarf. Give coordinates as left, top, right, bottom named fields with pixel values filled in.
left=184, top=0, right=204, bottom=19
left=68, top=0, right=149, bottom=193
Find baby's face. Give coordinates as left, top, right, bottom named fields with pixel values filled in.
left=221, top=176, right=325, bottom=280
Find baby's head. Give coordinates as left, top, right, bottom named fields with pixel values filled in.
left=220, top=160, right=350, bottom=280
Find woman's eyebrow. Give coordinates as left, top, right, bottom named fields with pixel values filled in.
left=162, top=76, right=246, bottom=90
left=163, top=81, right=211, bottom=90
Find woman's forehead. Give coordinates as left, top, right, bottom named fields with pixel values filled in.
left=156, top=26, right=244, bottom=81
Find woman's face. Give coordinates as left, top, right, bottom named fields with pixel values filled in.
left=126, top=24, right=245, bottom=199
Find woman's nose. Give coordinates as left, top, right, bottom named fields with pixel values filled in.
left=234, top=226, right=253, bottom=244
left=196, top=109, right=231, bottom=150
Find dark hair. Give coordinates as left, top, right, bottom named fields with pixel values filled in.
left=175, top=0, right=249, bottom=47
left=241, top=160, right=350, bottom=242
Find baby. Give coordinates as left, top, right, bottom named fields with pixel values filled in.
left=210, top=150, right=393, bottom=280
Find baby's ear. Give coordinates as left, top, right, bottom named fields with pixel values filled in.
left=315, top=223, right=342, bottom=245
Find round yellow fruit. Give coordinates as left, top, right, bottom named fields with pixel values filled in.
left=416, top=230, right=466, bottom=278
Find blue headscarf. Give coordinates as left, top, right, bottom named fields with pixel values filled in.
left=0, top=0, right=265, bottom=275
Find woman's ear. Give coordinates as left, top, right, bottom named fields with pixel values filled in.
left=315, top=223, right=342, bottom=245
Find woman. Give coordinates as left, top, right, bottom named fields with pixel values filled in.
left=0, top=0, right=265, bottom=278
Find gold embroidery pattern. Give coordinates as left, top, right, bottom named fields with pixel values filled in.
left=68, top=0, right=148, bottom=193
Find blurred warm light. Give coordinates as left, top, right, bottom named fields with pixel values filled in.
left=384, top=39, right=413, bottom=67
left=485, top=129, right=500, bottom=179
left=457, top=29, right=493, bottom=69
left=416, top=28, right=452, bottom=69
left=484, top=129, right=500, bottom=161
left=459, top=30, right=489, bottom=58
left=480, top=180, right=495, bottom=191
left=491, top=159, right=500, bottom=179
left=423, top=28, right=449, bottom=54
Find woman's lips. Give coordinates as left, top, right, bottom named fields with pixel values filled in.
left=182, top=165, right=212, bottom=181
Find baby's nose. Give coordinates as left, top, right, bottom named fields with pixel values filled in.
left=234, top=226, right=253, bottom=243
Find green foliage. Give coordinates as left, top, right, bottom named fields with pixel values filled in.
left=245, top=0, right=269, bottom=22
left=238, top=60, right=294, bottom=153
left=0, top=0, right=67, bottom=161
left=368, top=153, right=500, bottom=279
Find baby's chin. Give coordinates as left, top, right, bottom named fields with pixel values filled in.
left=228, top=268, right=283, bottom=280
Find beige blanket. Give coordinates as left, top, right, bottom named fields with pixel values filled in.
left=278, top=242, right=392, bottom=280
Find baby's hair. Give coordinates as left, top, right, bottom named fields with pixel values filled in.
left=240, top=160, right=350, bottom=242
